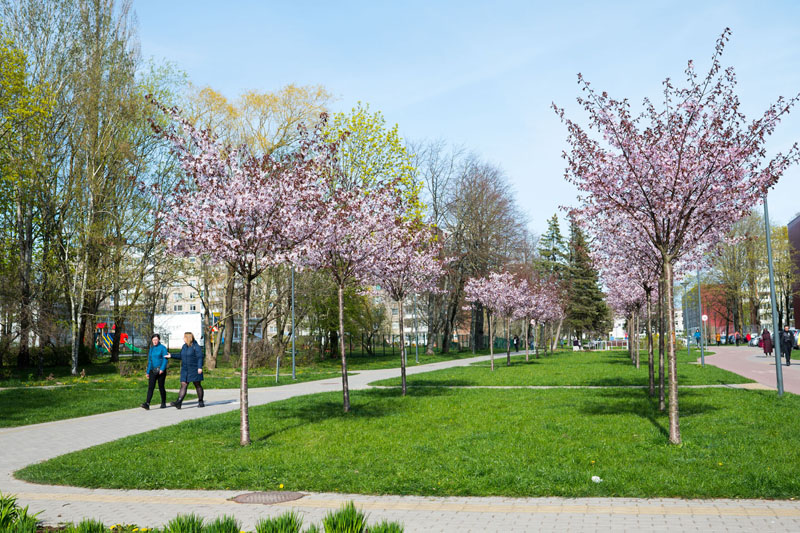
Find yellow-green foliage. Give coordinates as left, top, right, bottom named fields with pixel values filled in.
left=323, top=102, right=423, bottom=220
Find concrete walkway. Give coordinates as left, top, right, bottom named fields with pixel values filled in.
left=702, top=344, right=800, bottom=394
left=4, top=351, right=800, bottom=532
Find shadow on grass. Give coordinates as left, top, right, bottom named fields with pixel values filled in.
left=578, top=388, right=720, bottom=440
left=255, top=387, right=454, bottom=442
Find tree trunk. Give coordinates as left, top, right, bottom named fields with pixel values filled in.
left=224, top=266, right=235, bottom=360
left=526, top=320, right=531, bottom=362
left=634, top=310, right=640, bottom=369
left=110, top=290, right=121, bottom=362
left=489, top=311, right=494, bottom=371
left=425, top=292, right=436, bottom=355
left=338, top=285, right=351, bottom=412
left=658, top=277, right=665, bottom=412
left=399, top=298, right=407, bottom=396
left=663, top=259, right=681, bottom=444
left=552, top=317, right=564, bottom=353
left=506, top=317, right=511, bottom=366
left=646, top=288, right=655, bottom=397
left=240, top=274, right=252, bottom=446
left=16, top=198, right=33, bottom=369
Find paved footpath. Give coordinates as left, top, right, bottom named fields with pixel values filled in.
left=3, top=351, right=800, bottom=532
left=703, top=344, right=800, bottom=394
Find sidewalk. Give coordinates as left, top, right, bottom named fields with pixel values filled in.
left=702, top=344, right=800, bottom=394
left=4, top=350, right=800, bottom=532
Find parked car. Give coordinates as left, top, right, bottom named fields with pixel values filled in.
left=748, top=336, right=759, bottom=347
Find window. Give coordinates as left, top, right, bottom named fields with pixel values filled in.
left=392, top=308, right=398, bottom=316
left=174, top=293, right=183, bottom=301
left=190, top=304, right=196, bottom=311
left=190, top=292, right=197, bottom=299
left=173, top=305, right=183, bottom=312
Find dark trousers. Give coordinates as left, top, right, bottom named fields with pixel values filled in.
left=146, top=371, right=167, bottom=405
left=785, top=348, right=792, bottom=364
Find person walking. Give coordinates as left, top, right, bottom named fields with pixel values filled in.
left=165, top=332, right=205, bottom=408
left=694, top=329, right=701, bottom=346
left=746, top=332, right=752, bottom=345
left=762, top=328, right=773, bottom=357
left=141, top=334, right=169, bottom=410
left=735, top=331, right=740, bottom=346
left=780, top=326, right=795, bottom=366
left=513, top=335, right=519, bottom=352
left=716, top=332, right=721, bottom=346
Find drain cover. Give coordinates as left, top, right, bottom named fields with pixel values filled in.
left=231, top=491, right=305, bottom=505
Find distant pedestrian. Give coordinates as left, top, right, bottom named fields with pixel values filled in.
left=715, top=332, right=721, bottom=346
left=746, top=332, right=751, bottom=344
left=165, top=332, right=205, bottom=409
left=513, top=335, right=519, bottom=352
left=141, top=334, right=169, bottom=410
left=694, top=329, right=701, bottom=346
left=761, top=328, right=773, bottom=357
left=779, top=326, right=795, bottom=366
left=735, top=331, right=740, bottom=346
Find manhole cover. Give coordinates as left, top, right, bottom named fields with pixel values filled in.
left=231, top=491, right=305, bottom=505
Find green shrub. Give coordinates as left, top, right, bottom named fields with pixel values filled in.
left=322, top=502, right=367, bottom=533
left=165, top=513, right=204, bottom=533
left=367, top=521, right=403, bottom=533
left=67, top=518, right=106, bottom=533
left=0, top=492, right=40, bottom=531
left=254, top=510, right=303, bottom=533
left=204, top=515, right=240, bottom=533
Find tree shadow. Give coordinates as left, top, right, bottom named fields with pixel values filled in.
left=253, top=386, right=454, bottom=442
left=577, top=388, right=720, bottom=439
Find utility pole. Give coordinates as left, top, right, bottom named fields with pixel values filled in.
left=764, top=195, right=784, bottom=396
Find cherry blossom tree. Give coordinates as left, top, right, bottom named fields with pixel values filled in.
left=464, top=271, right=520, bottom=370
left=556, top=29, right=800, bottom=443
left=149, top=98, right=330, bottom=445
left=302, top=179, right=404, bottom=412
left=513, top=274, right=563, bottom=362
left=369, top=221, right=445, bottom=395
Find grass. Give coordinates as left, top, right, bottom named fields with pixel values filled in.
left=17, top=385, right=800, bottom=499
left=369, top=349, right=752, bottom=388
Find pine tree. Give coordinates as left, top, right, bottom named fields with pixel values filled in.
left=566, top=218, right=609, bottom=341
left=537, top=214, right=568, bottom=276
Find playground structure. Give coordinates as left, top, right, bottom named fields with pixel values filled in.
left=95, top=323, right=142, bottom=354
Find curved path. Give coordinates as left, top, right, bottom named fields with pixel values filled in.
left=703, top=344, right=800, bottom=393
left=3, top=351, right=800, bottom=532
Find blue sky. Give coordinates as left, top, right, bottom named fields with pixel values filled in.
left=134, top=0, right=800, bottom=235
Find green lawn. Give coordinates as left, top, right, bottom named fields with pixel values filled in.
left=17, top=386, right=799, bottom=499
left=370, top=349, right=752, bottom=388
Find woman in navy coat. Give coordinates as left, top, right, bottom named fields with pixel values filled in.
left=165, top=332, right=204, bottom=409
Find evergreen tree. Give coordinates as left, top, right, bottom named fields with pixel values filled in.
left=566, top=218, right=609, bottom=340
left=537, top=214, right=568, bottom=276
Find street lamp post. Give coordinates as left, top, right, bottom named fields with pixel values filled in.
left=764, top=195, right=784, bottom=396
left=682, top=280, right=690, bottom=358
left=697, top=269, right=705, bottom=368
left=412, top=293, right=420, bottom=364
left=291, top=266, right=296, bottom=380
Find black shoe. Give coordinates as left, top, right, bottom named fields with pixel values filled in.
left=140, top=403, right=149, bottom=410
left=198, top=400, right=205, bottom=408
left=160, top=403, right=167, bottom=409
left=170, top=400, right=182, bottom=410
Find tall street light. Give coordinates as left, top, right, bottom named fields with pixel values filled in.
left=682, top=280, right=690, bottom=358
left=291, top=266, right=296, bottom=380
left=764, top=194, right=784, bottom=396
left=697, top=268, right=705, bottom=368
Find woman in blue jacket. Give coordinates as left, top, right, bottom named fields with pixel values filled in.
left=165, top=331, right=204, bottom=409
left=141, top=334, right=169, bottom=409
